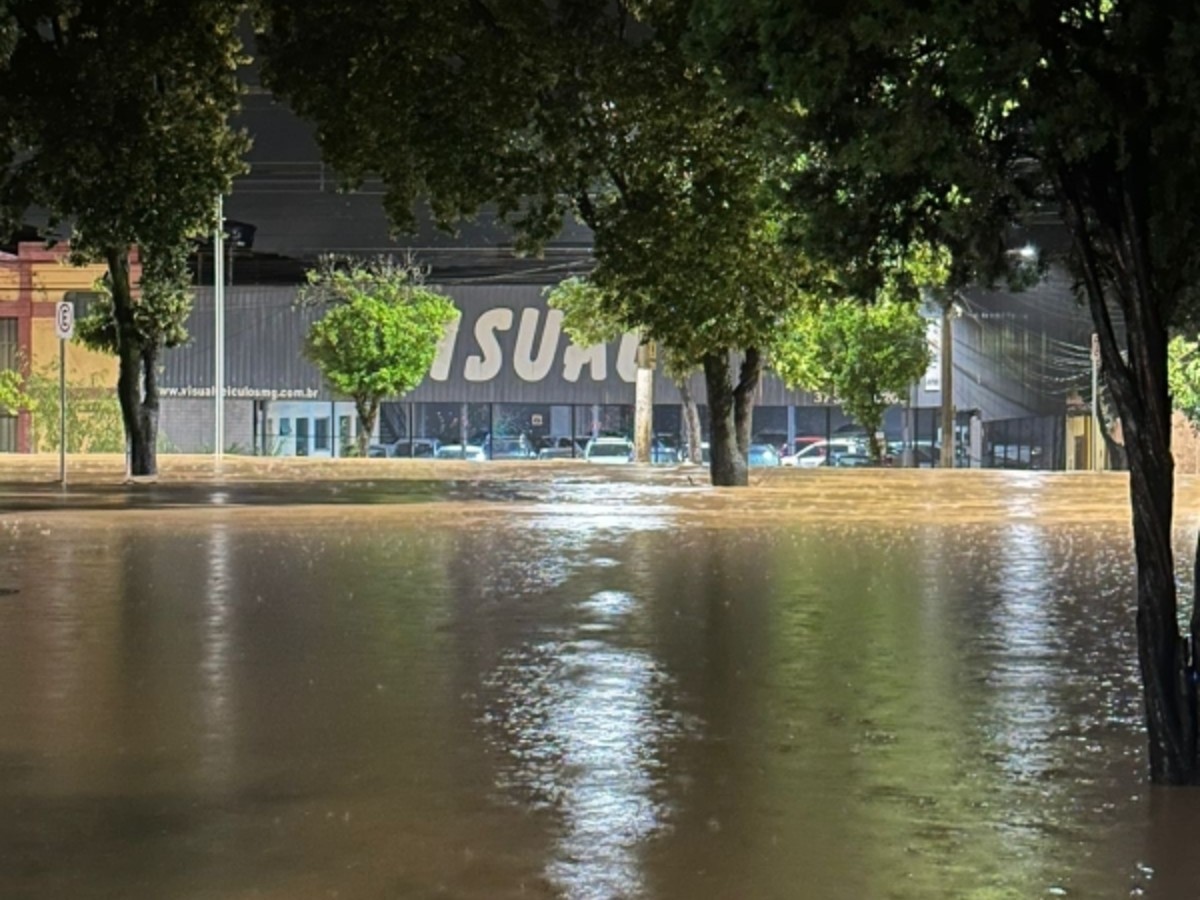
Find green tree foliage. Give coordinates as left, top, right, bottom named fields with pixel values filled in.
left=1169, top=336, right=1200, bottom=429
left=258, top=0, right=805, bottom=485
left=547, top=276, right=706, bottom=463
left=774, top=298, right=930, bottom=461
left=689, top=0, right=1200, bottom=783
left=0, top=366, right=26, bottom=423
left=0, top=357, right=124, bottom=452
left=0, top=0, right=250, bottom=476
left=301, top=257, right=458, bottom=457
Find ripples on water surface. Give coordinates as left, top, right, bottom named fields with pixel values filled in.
left=3, top=470, right=1200, bottom=899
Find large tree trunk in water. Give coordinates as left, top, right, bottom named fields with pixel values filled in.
left=678, top=378, right=703, bottom=465
left=733, top=348, right=762, bottom=457
left=703, top=352, right=747, bottom=487
left=1061, top=168, right=1199, bottom=784
left=106, top=248, right=157, bottom=477
left=1122, top=324, right=1197, bottom=784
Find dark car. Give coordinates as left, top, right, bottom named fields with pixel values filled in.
left=389, top=438, right=440, bottom=458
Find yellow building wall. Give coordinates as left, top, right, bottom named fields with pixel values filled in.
left=0, top=261, right=19, bottom=309
left=28, top=256, right=118, bottom=385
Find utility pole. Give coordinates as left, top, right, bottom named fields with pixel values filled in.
left=633, top=339, right=655, bottom=463
left=939, top=299, right=955, bottom=469
left=214, top=196, right=225, bottom=462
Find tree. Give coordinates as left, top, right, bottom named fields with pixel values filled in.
left=547, top=276, right=705, bottom=465
left=0, top=352, right=125, bottom=452
left=300, top=256, right=457, bottom=457
left=690, top=0, right=1200, bottom=782
left=1169, top=336, right=1200, bottom=430
left=774, top=297, right=931, bottom=462
left=257, top=0, right=804, bottom=486
left=0, top=0, right=250, bottom=476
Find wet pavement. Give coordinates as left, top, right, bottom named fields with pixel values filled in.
left=3, top=456, right=1200, bottom=898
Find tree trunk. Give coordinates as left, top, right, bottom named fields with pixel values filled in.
left=703, top=351, right=747, bottom=487
left=866, top=422, right=884, bottom=462
left=733, top=348, right=762, bottom=457
left=356, top=397, right=377, bottom=457
left=1096, top=397, right=1127, bottom=471
left=105, top=247, right=157, bottom=477
left=1061, top=169, right=1199, bottom=784
left=1121, top=332, right=1197, bottom=784
left=134, top=345, right=159, bottom=476
left=678, top=377, right=703, bottom=465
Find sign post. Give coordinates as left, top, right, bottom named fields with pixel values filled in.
left=54, top=300, right=75, bottom=484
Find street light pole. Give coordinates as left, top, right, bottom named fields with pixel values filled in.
left=214, top=195, right=225, bottom=462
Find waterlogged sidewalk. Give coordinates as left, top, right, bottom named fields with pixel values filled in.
left=0, top=452, right=1189, bottom=529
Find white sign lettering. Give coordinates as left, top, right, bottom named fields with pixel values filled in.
left=513, top=308, right=563, bottom=382
left=464, top=307, right=514, bottom=382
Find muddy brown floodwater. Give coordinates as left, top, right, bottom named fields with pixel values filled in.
left=4, top=457, right=1200, bottom=899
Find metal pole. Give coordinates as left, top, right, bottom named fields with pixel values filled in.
left=214, top=195, right=225, bottom=462
left=940, top=301, right=955, bottom=468
left=1091, top=332, right=1100, bottom=471
left=59, top=336, right=66, bottom=484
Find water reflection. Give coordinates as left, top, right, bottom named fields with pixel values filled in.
left=200, top=523, right=235, bottom=786
left=3, top=473, right=1200, bottom=899
left=483, top=578, right=683, bottom=899
left=987, top=523, right=1059, bottom=783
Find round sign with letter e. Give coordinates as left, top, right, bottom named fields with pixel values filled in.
left=54, top=301, right=75, bottom=340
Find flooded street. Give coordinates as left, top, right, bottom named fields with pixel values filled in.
left=4, top=462, right=1200, bottom=899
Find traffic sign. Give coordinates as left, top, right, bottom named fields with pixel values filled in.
left=54, top=301, right=74, bottom=340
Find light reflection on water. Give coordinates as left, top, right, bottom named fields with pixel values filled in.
left=2, top=473, right=1200, bottom=899
left=200, top=523, right=235, bottom=787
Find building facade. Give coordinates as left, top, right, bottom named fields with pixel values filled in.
left=0, top=243, right=127, bottom=453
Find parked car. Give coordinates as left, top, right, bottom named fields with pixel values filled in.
left=779, top=435, right=826, bottom=463
left=885, top=442, right=942, bottom=467
left=470, top=431, right=537, bottom=460
left=367, top=438, right=440, bottom=458
left=584, top=437, right=634, bottom=464
left=536, top=436, right=585, bottom=460
left=388, top=438, right=440, bottom=458
left=650, top=436, right=681, bottom=464
left=833, top=452, right=878, bottom=467
left=748, top=443, right=781, bottom=467
left=435, top=443, right=486, bottom=461
left=787, top=440, right=865, bottom=468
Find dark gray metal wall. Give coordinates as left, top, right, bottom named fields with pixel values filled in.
left=163, top=284, right=832, bottom=407
left=163, top=271, right=1093, bottom=418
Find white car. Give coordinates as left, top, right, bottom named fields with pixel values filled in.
left=435, top=444, right=486, bottom=461
left=584, top=437, right=634, bottom=464
left=788, top=440, right=864, bottom=468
